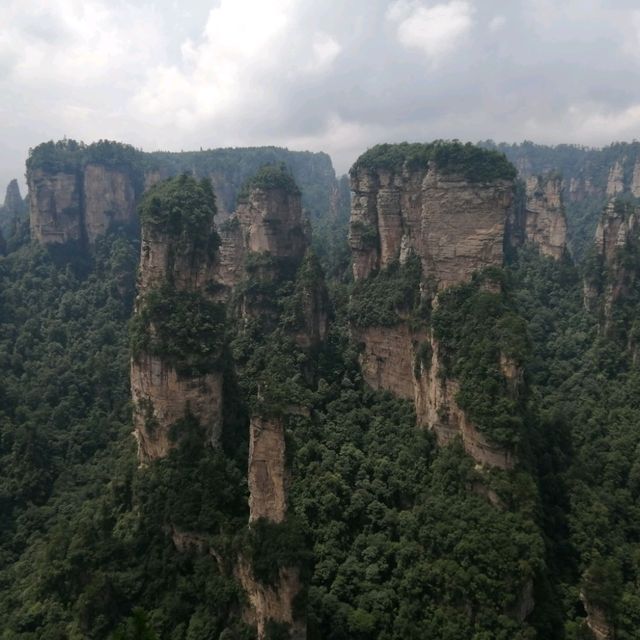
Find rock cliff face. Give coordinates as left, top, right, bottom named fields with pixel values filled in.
left=523, top=174, right=568, bottom=259
left=83, top=164, right=136, bottom=242
left=236, top=188, right=308, bottom=262
left=27, top=139, right=338, bottom=248
left=248, top=416, right=288, bottom=523
left=131, top=358, right=223, bottom=461
left=355, top=324, right=516, bottom=469
left=29, top=164, right=139, bottom=244
left=29, top=169, right=83, bottom=244
left=349, top=165, right=512, bottom=289
left=349, top=144, right=518, bottom=469
left=236, top=560, right=306, bottom=640
left=606, top=161, right=625, bottom=197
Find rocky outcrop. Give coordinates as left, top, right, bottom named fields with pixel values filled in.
left=349, top=165, right=512, bottom=290
left=580, top=593, right=615, bottom=640
left=248, top=416, right=288, bottom=523
left=414, top=337, right=515, bottom=469
left=355, top=324, right=417, bottom=400
left=584, top=201, right=640, bottom=323
left=606, top=161, right=625, bottom=197
left=354, top=325, right=515, bottom=470
left=235, top=188, right=308, bottom=263
left=523, top=174, right=568, bottom=259
left=235, top=560, right=306, bottom=640
left=131, top=356, right=223, bottom=461
left=238, top=413, right=306, bottom=638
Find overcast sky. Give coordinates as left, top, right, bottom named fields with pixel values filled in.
left=3, top=0, right=640, bottom=193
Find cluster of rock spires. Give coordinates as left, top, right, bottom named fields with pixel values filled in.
left=25, top=140, right=339, bottom=247
left=130, top=168, right=319, bottom=639
left=28, top=139, right=640, bottom=638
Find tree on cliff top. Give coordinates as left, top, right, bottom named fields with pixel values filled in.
left=139, top=174, right=219, bottom=255
left=237, top=162, right=301, bottom=203
left=351, top=140, right=516, bottom=183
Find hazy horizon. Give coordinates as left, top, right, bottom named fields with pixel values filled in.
left=4, top=0, right=640, bottom=191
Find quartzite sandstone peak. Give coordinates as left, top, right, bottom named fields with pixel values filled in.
left=349, top=143, right=518, bottom=469
left=131, top=175, right=224, bottom=463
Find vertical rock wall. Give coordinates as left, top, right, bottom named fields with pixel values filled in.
left=349, top=165, right=512, bottom=289
left=29, top=169, right=83, bottom=244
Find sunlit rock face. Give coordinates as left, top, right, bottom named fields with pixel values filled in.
left=349, top=164, right=512, bottom=290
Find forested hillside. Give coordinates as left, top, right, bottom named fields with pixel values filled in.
left=0, top=141, right=639, bottom=639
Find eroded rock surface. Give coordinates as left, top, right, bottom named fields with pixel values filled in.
left=83, top=164, right=136, bottom=242
left=29, top=169, right=82, bottom=244
left=524, top=174, right=568, bottom=259
left=349, top=165, right=512, bottom=289
left=248, top=416, right=288, bottom=524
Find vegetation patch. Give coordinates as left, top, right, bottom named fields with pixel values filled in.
left=348, top=254, right=427, bottom=328
left=351, top=140, right=517, bottom=183
left=238, top=163, right=301, bottom=202
left=432, top=269, right=530, bottom=447
left=130, top=284, right=226, bottom=376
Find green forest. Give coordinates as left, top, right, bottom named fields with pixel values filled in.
left=1, top=140, right=640, bottom=640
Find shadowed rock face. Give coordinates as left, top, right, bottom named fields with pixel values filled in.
left=349, top=154, right=518, bottom=469
left=83, top=164, right=136, bottom=242
left=349, top=165, right=512, bottom=290
left=524, top=174, right=568, bottom=260
left=29, top=169, right=82, bottom=244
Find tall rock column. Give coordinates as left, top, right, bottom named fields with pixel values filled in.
left=130, top=175, right=225, bottom=463
left=236, top=413, right=306, bottom=640
left=229, top=166, right=321, bottom=639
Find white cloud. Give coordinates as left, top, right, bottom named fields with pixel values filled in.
left=0, top=0, right=164, bottom=87
left=131, top=0, right=341, bottom=131
left=489, top=15, right=506, bottom=32
left=387, top=0, right=474, bottom=63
